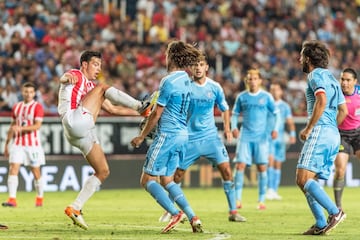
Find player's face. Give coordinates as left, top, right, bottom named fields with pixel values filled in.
left=270, top=84, right=282, bottom=100
left=300, top=49, right=310, bottom=73
left=246, top=73, right=262, bottom=92
left=22, top=86, right=36, bottom=103
left=84, top=57, right=102, bottom=80
left=340, top=72, right=357, bottom=95
left=191, top=60, right=208, bottom=81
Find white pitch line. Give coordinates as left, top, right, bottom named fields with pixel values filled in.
left=0, top=222, right=232, bottom=239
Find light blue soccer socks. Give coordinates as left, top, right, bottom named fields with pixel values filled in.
left=234, top=170, right=244, bottom=202
left=258, top=171, right=267, bottom=203
left=267, top=166, right=274, bottom=190
left=305, top=192, right=327, bottom=228
left=146, top=180, right=179, bottom=215
left=166, top=181, right=195, bottom=220
left=223, top=180, right=237, bottom=212
left=304, top=179, right=339, bottom=215
left=273, top=169, right=281, bottom=192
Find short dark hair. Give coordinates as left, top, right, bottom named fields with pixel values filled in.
left=301, top=40, right=330, bottom=68
left=342, top=68, right=357, bottom=79
left=80, top=51, right=102, bottom=64
left=22, top=82, right=36, bottom=90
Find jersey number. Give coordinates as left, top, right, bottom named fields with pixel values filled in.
left=329, top=84, right=340, bottom=110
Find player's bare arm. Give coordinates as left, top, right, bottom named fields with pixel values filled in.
left=60, top=72, right=78, bottom=84
left=336, top=103, right=348, bottom=126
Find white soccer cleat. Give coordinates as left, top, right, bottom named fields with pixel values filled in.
left=158, top=211, right=172, bottom=222
left=65, top=206, right=88, bottom=230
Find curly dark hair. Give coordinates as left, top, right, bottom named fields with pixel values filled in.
left=301, top=40, right=330, bottom=68
left=165, top=40, right=202, bottom=70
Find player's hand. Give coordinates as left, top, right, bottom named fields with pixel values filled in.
left=299, top=127, right=311, bottom=142
left=224, top=130, right=232, bottom=143
left=289, top=136, right=296, bottom=144
left=131, top=136, right=145, bottom=148
left=271, top=130, right=278, bottom=139
left=10, top=125, right=22, bottom=134
left=60, top=72, right=78, bottom=84
left=232, top=129, right=239, bottom=139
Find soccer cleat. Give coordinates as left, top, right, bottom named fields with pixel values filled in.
left=190, top=216, right=203, bottom=233
left=272, top=192, right=282, bottom=200
left=302, top=224, right=326, bottom=235
left=257, top=202, right=266, bottom=210
left=0, top=224, right=8, bottom=230
left=64, top=206, right=88, bottom=230
left=35, top=197, right=43, bottom=207
left=158, top=211, right=172, bottom=222
left=265, top=189, right=275, bottom=200
left=161, top=211, right=186, bottom=233
left=236, top=201, right=242, bottom=209
left=138, top=91, right=159, bottom=117
left=228, top=212, right=247, bottom=222
left=2, top=198, right=17, bottom=207
left=323, top=209, right=346, bottom=235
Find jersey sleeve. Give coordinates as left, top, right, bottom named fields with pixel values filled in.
left=215, top=83, right=229, bottom=112
left=34, top=102, right=44, bottom=122
left=156, top=77, right=169, bottom=107
left=309, top=71, right=326, bottom=96
left=232, top=93, right=242, bottom=115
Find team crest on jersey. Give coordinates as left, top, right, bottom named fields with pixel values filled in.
left=207, top=91, right=213, bottom=98
left=259, top=97, right=266, bottom=104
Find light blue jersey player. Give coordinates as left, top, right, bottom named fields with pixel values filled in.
left=131, top=41, right=203, bottom=233
left=297, top=40, right=347, bottom=235
left=266, top=82, right=296, bottom=200
left=231, top=69, right=280, bottom=210
left=169, top=54, right=245, bottom=223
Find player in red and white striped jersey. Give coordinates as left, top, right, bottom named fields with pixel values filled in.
left=60, top=50, right=155, bottom=230
left=2, top=82, right=45, bottom=208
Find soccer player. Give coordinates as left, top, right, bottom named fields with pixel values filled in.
left=266, top=82, right=296, bottom=200
left=159, top=53, right=246, bottom=223
left=131, top=40, right=204, bottom=233
left=231, top=69, right=280, bottom=210
left=58, top=50, right=154, bottom=230
left=297, top=40, right=348, bottom=235
left=333, top=68, right=360, bottom=208
left=2, top=82, right=45, bottom=208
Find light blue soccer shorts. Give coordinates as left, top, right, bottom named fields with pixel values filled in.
left=234, top=138, right=269, bottom=166
left=297, top=125, right=340, bottom=180
left=269, top=139, right=286, bottom=162
left=143, top=131, right=188, bottom=176
left=178, top=136, right=229, bottom=170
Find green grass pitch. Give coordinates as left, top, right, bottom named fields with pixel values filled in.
left=0, top=186, right=358, bottom=240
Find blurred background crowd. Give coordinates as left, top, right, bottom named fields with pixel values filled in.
left=0, top=0, right=359, bottom=116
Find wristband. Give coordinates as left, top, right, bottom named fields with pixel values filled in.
left=290, top=131, right=296, bottom=137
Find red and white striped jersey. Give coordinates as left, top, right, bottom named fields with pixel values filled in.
left=11, top=100, right=44, bottom=147
left=57, top=69, right=96, bottom=116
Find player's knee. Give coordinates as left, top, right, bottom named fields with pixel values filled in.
left=174, top=169, right=185, bottom=183
left=295, top=176, right=305, bottom=189
left=98, top=168, right=110, bottom=181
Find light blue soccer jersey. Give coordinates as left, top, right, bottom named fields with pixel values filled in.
left=156, top=71, right=191, bottom=134
left=268, top=99, right=293, bottom=142
left=231, top=89, right=278, bottom=141
left=297, top=68, right=346, bottom=180
left=144, top=70, right=191, bottom=176
left=187, top=77, right=229, bottom=141
left=305, top=68, right=345, bottom=127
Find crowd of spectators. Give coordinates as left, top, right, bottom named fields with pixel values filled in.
left=0, top=0, right=360, bottom=117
